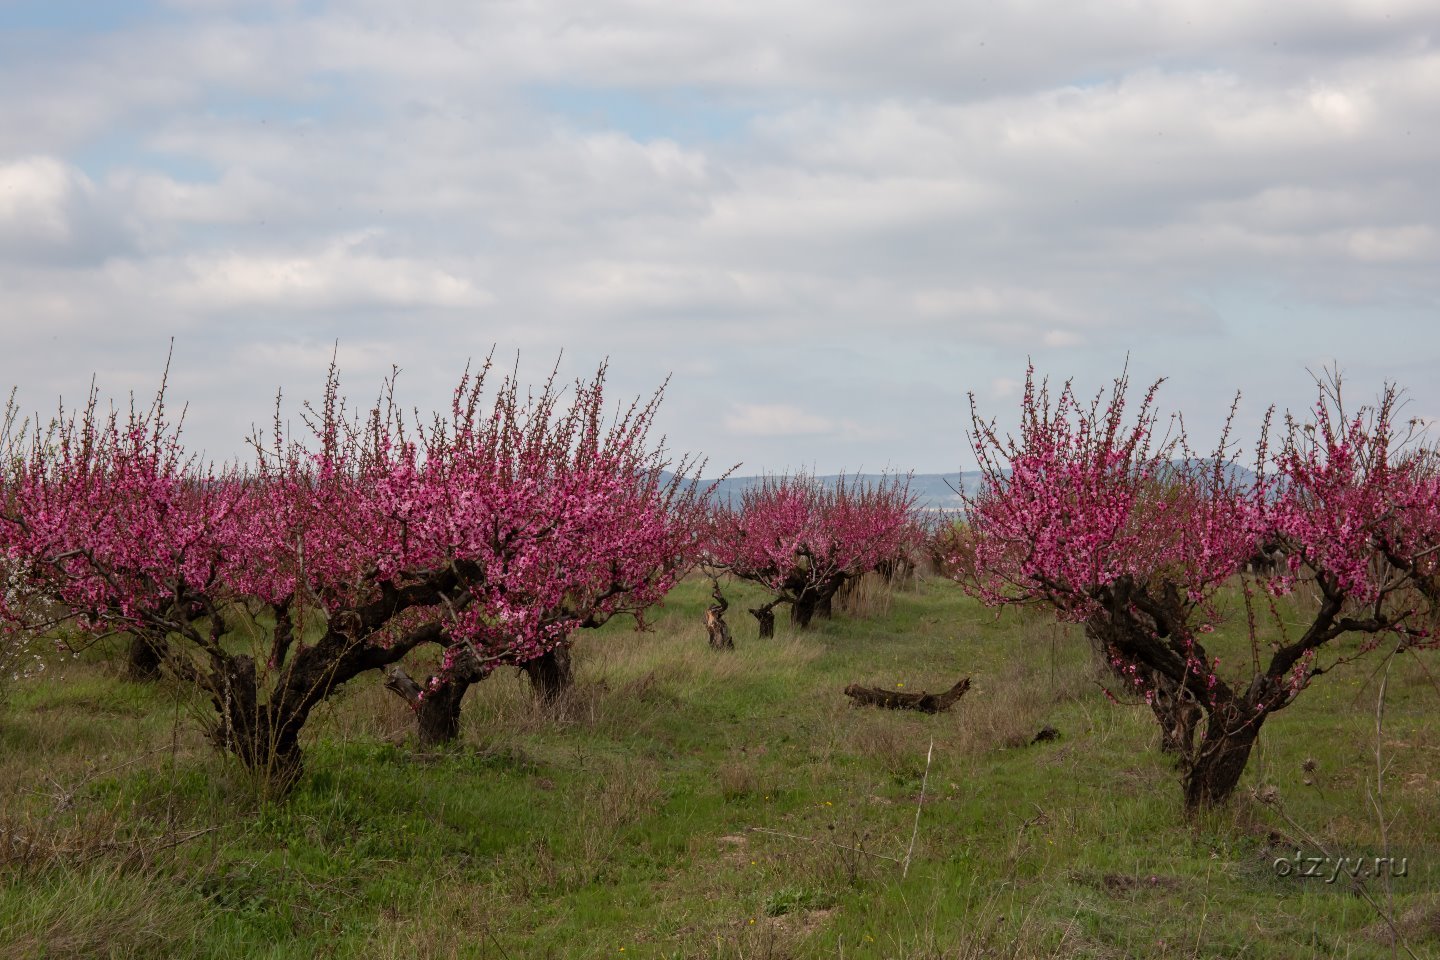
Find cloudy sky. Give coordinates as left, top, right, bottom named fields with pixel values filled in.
left=1, top=0, right=1436, bottom=474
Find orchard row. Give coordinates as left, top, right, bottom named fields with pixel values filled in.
left=2, top=358, right=1436, bottom=814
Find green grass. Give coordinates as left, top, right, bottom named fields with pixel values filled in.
left=1, top=575, right=1437, bottom=958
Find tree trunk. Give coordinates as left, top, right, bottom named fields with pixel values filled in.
left=1085, top=619, right=1201, bottom=761
left=750, top=604, right=776, bottom=639
left=521, top=644, right=574, bottom=702
left=207, top=654, right=305, bottom=793
left=791, top=577, right=845, bottom=628
left=1149, top=673, right=1203, bottom=759
left=1183, top=705, right=1263, bottom=811
left=418, top=682, right=468, bottom=745
left=791, top=593, right=818, bottom=628
left=704, top=579, right=734, bottom=650
left=814, top=590, right=834, bottom=620
left=126, top=633, right=164, bottom=682
left=705, top=606, right=733, bottom=650
left=877, top=557, right=916, bottom=590
left=384, top=667, right=473, bottom=748
left=204, top=619, right=449, bottom=794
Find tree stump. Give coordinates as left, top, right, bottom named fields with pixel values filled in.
left=843, top=677, right=970, bottom=714
left=749, top=600, right=780, bottom=639
left=704, top=579, right=733, bottom=650
left=705, top=607, right=733, bottom=650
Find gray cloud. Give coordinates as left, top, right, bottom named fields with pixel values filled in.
left=0, top=2, right=1436, bottom=473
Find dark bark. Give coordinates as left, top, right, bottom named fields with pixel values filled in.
left=790, top=575, right=846, bottom=627
left=815, top=590, right=834, bottom=620
left=876, top=557, right=916, bottom=589
left=844, top=677, right=970, bottom=714
left=1150, top=676, right=1203, bottom=758
left=1081, top=578, right=1280, bottom=809
left=1085, top=608, right=1203, bottom=763
left=521, top=644, right=574, bottom=702
left=1183, top=703, right=1264, bottom=810
left=791, top=593, right=818, bottom=628
left=206, top=617, right=448, bottom=793
left=267, top=601, right=295, bottom=675
left=383, top=638, right=494, bottom=748
left=749, top=601, right=780, bottom=639
left=207, top=654, right=304, bottom=792
left=384, top=667, right=472, bottom=748
left=125, top=633, right=164, bottom=682
left=418, top=682, right=468, bottom=745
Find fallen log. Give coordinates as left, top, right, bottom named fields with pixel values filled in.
left=843, top=677, right=970, bottom=714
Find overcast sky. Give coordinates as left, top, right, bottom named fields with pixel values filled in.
left=1, top=0, right=1436, bottom=475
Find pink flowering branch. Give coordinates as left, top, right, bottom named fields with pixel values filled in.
left=707, top=472, right=917, bottom=636
left=956, top=365, right=1439, bottom=811
left=1, top=352, right=714, bottom=785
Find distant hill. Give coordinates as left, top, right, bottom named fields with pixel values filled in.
left=692, top=472, right=980, bottom=513
left=688, top=461, right=1258, bottom=514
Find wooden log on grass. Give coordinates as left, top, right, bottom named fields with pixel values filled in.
left=843, top=677, right=970, bottom=714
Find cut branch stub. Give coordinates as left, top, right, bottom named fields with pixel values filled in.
left=844, top=677, right=971, bottom=714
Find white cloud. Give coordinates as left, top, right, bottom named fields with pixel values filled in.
left=1347, top=225, right=1437, bottom=262
left=113, top=169, right=285, bottom=226
left=0, top=157, right=80, bottom=245
left=723, top=404, right=835, bottom=437
left=0, top=2, right=1437, bottom=472
left=1042, top=330, right=1084, bottom=349
left=142, top=233, right=492, bottom=310
left=990, top=377, right=1021, bottom=399
left=0, top=156, right=131, bottom=264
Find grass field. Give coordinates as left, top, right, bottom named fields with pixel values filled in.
left=1, top=574, right=1437, bottom=959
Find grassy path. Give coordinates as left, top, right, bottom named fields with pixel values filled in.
left=1, top=576, right=1436, bottom=957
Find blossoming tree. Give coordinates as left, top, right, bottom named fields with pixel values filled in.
left=377, top=361, right=711, bottom=741
left=0, top=356, right=709, bottom=785
left=707, top=473, right=916, bottom=638
left=958, top=368, right=1439, bottom=810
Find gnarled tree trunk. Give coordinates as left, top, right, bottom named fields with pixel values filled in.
left=1183, top=702, right=1264, bottom=810
left=205, top=616, right=448, bottom=793
left=385, top=667, right=474, bottom=748
left=1085, top=616, right=1202, bottom=763
left=126, top=633, right=164, bottom=682
left=749, top=600, right=781, bottom=639
left=384, top=640, right=494, bottom=747
left=1150, top=672, right=1203, bottom=758
left=704, top=580, right=733, bottom=651
left=521, top=644, right=574, bottom=702
left=789, top=575, right=846, bottom=628
left=208, top=654, right=306, bottom=792
left=791, top=593, right=819, bottom=628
